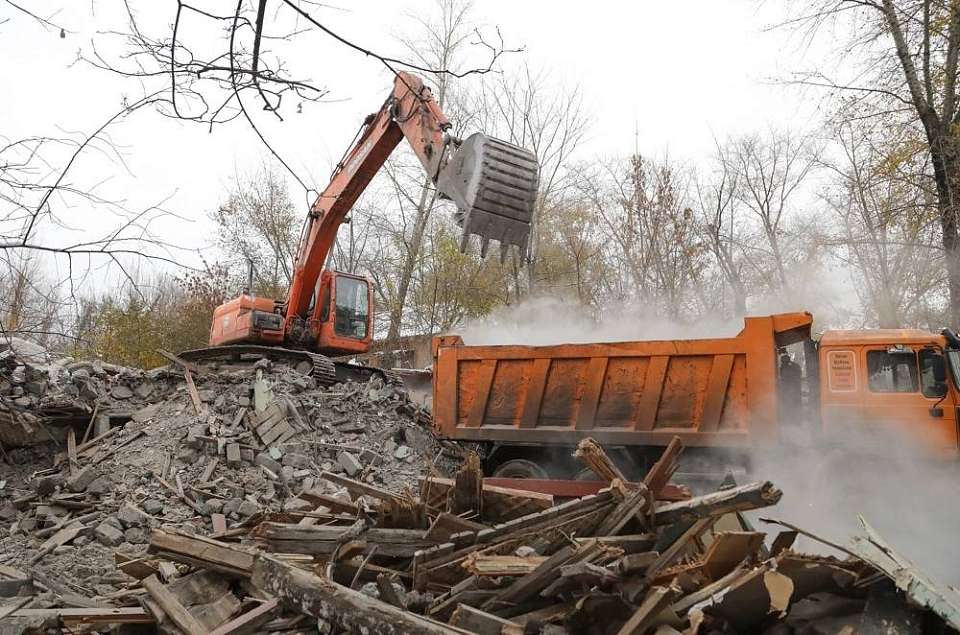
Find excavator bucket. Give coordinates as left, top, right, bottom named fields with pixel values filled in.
left=437, top=133, right=539, bottom=258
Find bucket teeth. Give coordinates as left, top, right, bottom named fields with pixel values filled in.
left=437, top=132, right=539, bottom=256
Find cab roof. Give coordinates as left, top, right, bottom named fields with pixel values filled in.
left=820, top=329, right=944, bottom=347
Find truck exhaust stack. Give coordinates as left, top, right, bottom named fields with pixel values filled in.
left=437, top=132, right=540, bottom=259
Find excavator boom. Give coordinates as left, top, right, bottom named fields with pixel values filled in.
left=207, top=71, right=539, bottom=360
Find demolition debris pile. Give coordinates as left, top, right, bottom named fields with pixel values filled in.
left=1, top=343, right=959, bottom=633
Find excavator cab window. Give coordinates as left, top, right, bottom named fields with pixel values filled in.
left=334, top=276, right=369, bottom=339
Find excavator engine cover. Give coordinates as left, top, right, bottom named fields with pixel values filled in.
left=437, top=132, right=539, bottom=257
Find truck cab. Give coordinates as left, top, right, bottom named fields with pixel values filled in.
left=817, top=329, right=959, bottom=456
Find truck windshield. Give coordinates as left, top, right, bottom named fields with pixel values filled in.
left=334, top=276, right=369, bottom=339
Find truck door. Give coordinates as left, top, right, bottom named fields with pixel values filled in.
left=860, top=346, right=956, bottom=454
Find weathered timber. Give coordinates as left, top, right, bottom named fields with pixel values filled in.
left=141, top=574, right=207, bottom=635
left=7, top=606, right=154, bottom=626
left=449, top=452, right=483, bottom=518
left=208, top=598, right=280, bottom=635
left=422, top=476, right=553, bottom=521
left=642, top=436, right=683, bottom=497
left=450, top=604, right=522, bottom=635
left=593, top=484, right=651, bottom=536
left=251, top=554, right=469, bottom=634
left=321, top=471, right=405, bottom=505
left=653, top=481, right=781, bottom=526
left=575, top=437, right=627, bottom=483
left=299, top=489, right=362, bottom=515
left=462, top=554, right=547, bottom=577
left=645, top=517, right=717, bottom=580
left=617, top=584, right=680, bottom=635
left=149, top=529, right=254, bottom=577
left=483, top=545, right=577, bottom=612
left=425, top=512, right=489, bottom=542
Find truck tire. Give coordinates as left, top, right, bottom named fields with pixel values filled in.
left=491, top=459, right=549, bottom=480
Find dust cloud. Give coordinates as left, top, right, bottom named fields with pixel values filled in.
left=458, top=296, right=744, bottom=345
left=748, top=422, right=960, bottom=587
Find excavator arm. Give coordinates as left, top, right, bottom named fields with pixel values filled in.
left=207, top=71, right=538, bottom=356
left=284, top=70, right=538, bottom=331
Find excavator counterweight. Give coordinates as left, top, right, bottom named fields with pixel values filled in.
left=438, top=132, right=539, bottom=257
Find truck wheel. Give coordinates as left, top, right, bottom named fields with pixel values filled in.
left=492, top=459, right=549, bottom=480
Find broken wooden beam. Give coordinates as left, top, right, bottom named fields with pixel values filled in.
left=148, top=529, right=254, bottom=577
left=574, top=437, right=627, bottom=483
left=653, top=481, right=782, bottom=526
left=251, top=554, right=468, bottom=634
left=141, top=574, right=207, bottom=635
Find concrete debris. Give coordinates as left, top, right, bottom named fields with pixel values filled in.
left=0, top=340, right=956, bottom=634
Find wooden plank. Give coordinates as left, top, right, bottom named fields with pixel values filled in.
left=8, top=606, right=154, bottom=625
left=298, top=490, right=362, bottom=515
left=208, top=598, right=280, bottom=635
left=484, top=477, right=690, bottom=502
left=30, top=523, right=85, bottom=564
left=643, top=436, right=683, bottom=498
left=574, top=437, right=627, bottom=483
left=158, top=349, right=207, bottom=376
left=574, top=357, right=609, bottom=430
left=466, top=360, right=497, bottom=428
left=141, top=574, right=207, bottom=635
left=646, top=517, right=716, bottom=579
left=424, top=512, right=488, bottom=542
left=635, top=356, right=668, bottom=431
left=617, top=584, right=680, bottom=635
left=518, top=358, right=550, bottom=428
left=321, top=472, right=404, bottom=504
left=483, top=545, right=576, bottom=612
left=184, top=369, right=205, bottom=417
left=422, top=476, right=553, bottom=521
left=252, top=554, right=466, bottom=635
left=66, top=428, right=78, bottom=476
left=654, top=481, right=782, bottom=526
left=149, top=529, right=254, bottom=577
left=699, top=355, right=735, bottom=432
left=449, top=453, right=483, bottom=517
left=200, top=457, right=219, bottom=483
left=450, top=604, right=521, bottom=635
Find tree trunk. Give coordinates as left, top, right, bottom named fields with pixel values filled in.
left=930, top=134, right=960, bottom=327
left=383, top=179, right=436, bottom=367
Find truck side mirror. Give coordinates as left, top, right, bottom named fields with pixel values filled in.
left=932, top=355, right=947, bottom=383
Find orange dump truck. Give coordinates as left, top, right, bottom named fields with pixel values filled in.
left=431, top=312, right=960, bottom=478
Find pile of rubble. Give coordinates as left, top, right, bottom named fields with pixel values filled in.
left=1, top=341, right=959, bottom=634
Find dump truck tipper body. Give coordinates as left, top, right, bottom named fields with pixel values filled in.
left=432, top=312, right=960, bottom=478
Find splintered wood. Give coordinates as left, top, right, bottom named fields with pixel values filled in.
left=34, top=433, right=949, bottom=635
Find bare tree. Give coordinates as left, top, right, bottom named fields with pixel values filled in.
left=210, top=165, right=300, bottom=298
left=783, top=0, right=960, bottom=324
left=822, top=120, right=944, bottom=326
left=696, top=149, right=749, bottom=316
left=473, top=65, right=589, bottom=297
left=578, top=154, right=709, bottom=319
left=717, top=131, right=820, bottom=295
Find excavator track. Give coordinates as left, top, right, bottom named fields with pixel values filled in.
left=178, top=345, right=397, bottom=387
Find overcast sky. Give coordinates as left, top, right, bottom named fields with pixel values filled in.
left=2, top=0, right=823, bottom=288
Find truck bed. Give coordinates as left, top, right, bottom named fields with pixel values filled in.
left=431, top=313, right=813, bottom=448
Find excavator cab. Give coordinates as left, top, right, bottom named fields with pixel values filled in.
left=310, top=270, right=374, bottom=356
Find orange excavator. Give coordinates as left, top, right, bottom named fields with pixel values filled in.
left=181, top=72, right=539, bottom=383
